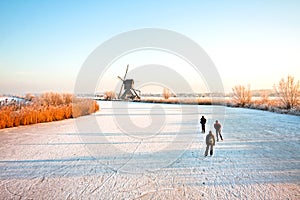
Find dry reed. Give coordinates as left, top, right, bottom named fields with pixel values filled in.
left=0, top=92, right=99, bottom=129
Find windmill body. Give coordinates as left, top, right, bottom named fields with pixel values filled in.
left=124, top=79, right=134, bottom=90
left=117, top=65, right=141, bottom=100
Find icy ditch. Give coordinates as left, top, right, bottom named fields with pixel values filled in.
left=0, top=101, right=299, bottom=199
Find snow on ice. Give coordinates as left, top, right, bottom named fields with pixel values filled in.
left=0, top=101, right=299, bottom=199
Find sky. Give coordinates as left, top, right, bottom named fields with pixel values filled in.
left=0, top=0, right=299, bottom=94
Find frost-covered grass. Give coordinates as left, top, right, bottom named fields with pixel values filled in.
left=139, top=97, right=225, bottom=105
left=0, top=92, right=99, bottom=129
left=227, top=98, right=300, bottom=116
left=139, top=97, right=300, bottom=116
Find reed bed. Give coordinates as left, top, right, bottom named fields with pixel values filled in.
left=0, top=92, right=99, bottom=129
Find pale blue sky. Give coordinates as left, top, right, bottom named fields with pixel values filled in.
left=1, top=0, right=299, bottom=94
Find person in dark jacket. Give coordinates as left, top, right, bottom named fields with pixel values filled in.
left=214, top=120, right=223, bottom=141
left=200, top=116, right=206, bottom=133
left=205, top=130, right=215, bottom=156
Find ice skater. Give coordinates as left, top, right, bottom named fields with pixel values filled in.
left=214, top=120, right=223, bottom=141
left=205, top=130, right=215, bottom=156
left=200, top=116, right=206, bottom=133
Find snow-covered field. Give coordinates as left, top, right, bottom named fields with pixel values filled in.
left=0, top=101, right=299, bottom=199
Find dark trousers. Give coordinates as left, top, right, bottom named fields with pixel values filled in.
left=205, top=145, right=213, bottom=156
left=216, top=129, right=223, bottom=141
left=201, top=124, right=205, bottom=133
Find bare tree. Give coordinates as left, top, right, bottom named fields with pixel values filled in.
left=163, top=88, right=171, bottom=99
left=104, top=91, right=116, bottom=100
left=232, top=85, right=252, bottom=106
left=274, top=75, right=299, bottom=109
left=25, top=93, right=35, bottom=101
left=260, top=91, right=269, bottom=104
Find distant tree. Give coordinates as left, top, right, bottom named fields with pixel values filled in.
left=260, top=91, right=269, bottom=104
left=274, top=75, right=299, bottom=109
left=163, top=88, right=171, bottom=99
left=104, top=91, right=116, bottom=100
left=25, top=93, right=35, bottom=101
left=232, top=85, right=252, bottom=106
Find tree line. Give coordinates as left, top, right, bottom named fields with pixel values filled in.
left=232, top=75, right=299, bottom=110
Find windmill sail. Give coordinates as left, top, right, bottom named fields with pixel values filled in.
left=117, top=65, right=129, bottom=99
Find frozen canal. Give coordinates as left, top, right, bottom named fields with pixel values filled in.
left=0, top=101, right=299, bottom=199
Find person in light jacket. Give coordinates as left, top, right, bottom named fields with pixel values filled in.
left=205, top=130, right=215, bottom=157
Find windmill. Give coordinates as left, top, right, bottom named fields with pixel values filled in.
left=117, top=64, right=141, bottom=100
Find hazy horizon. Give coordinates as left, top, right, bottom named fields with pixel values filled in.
left=1, top=1, right=299, bottom=94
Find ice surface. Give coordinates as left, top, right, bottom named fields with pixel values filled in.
left=0, top=101, right=299, bottom=199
